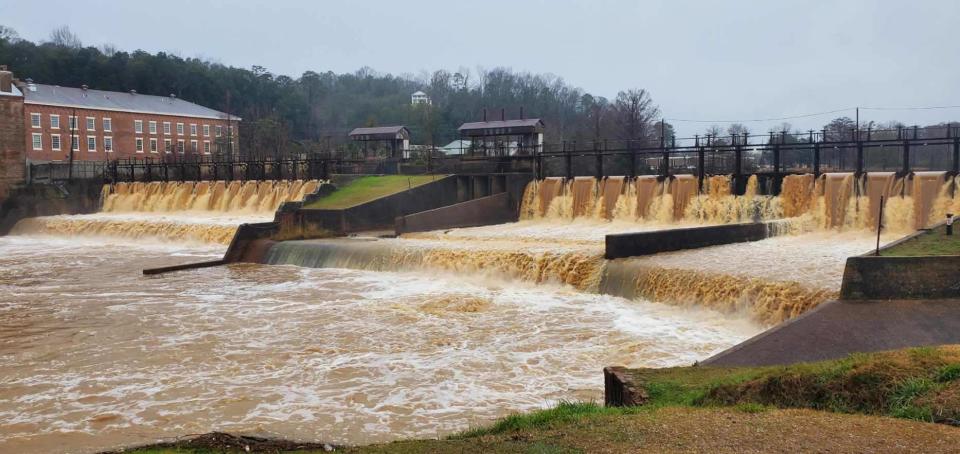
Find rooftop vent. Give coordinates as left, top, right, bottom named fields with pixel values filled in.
left=25, top=78, right=36, bottom=92
left=81, top=84, right=88, bottom=91
left=130, top=89, right=137, bottom=95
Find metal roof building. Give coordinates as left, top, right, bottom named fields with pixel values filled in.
left=22, top=83, right=238, bottom=120
left=348, top=125, right=411, bottom=141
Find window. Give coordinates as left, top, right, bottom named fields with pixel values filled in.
left=134, top=119, right=143, bottom=133
left=176, top=122, right=184, bottom=135
left=31, top=113, right=41, bottom=128
left=71, top=135, right=80, bottom=151
left=215, top=125, right=222, bottom=137
left=50, top=114, right=60, bottom=129
left=104, top=136, right=113, bottom=153
left=163, top=122, right=171, bottom=135
left=103, top=118, right=112, bottom=132
left=190, top=140, right=198, bottom=153
left=69, top=116, right=78, bottom=130
left=164, top=139, right=172, bottom=154
left=87, top=135, right=96, bottom=152
left=86, top=117, right=96, bottom=131
left=177, top=139, right=185, bottom=154
left=203, top=140, right=210, bottom=154
left=135, top=137, right=144, bottom=153
left=31, top=133, right=42, bottom=150
left=148, top=121, right=157, bottom=135
left=51, top=134, right=61, bottom=151
left=202, top=124, right=210, bottom=137
left=149, top=138, right=158, bottom=153
left=190, top=124, right=197, bottom=136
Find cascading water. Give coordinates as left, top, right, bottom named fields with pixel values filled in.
left=11, top=180, right=322, bottom=244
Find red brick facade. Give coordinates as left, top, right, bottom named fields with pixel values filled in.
left=0, top=93, right=25, bottom=198
left=25, top=103, right=238, bottom=162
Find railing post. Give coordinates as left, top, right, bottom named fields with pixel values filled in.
left=595, top=140, right=603, bottom=179
left=629, top=139, right=637, bottom=178
left=902, top=136, right=911, bottom=175
left=953, top=134, right=960, bottom=174
left=564, top=141, right=572, bottom=180
left=856, top=139, right=864, bottom=175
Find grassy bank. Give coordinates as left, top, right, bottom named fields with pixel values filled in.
left=881, top=225, right=960, bottom=256
left=113, top=346, right=960, bottom=453
left=304, top=175, right=441, bottom=209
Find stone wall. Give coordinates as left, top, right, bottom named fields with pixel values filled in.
left=0, top=180, right=103, bottom=235
left=840, top=255, right=960, bottom=300
left=395, top=192, right=518, bottom=234
left=0, top=93, right=25, bottom=200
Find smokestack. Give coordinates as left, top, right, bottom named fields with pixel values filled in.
left=501, top=108, right=505, bottom=121
left=0, top=66, right=12, bottom=94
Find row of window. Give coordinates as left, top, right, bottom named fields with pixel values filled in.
left=30, top=113, right=230, bottom=138
left=31, top=133, right=113, bottom=153
left=31, top=133, right=215, bottom=154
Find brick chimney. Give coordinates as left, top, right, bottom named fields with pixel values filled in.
left=0, top=65, right=12, bottom=94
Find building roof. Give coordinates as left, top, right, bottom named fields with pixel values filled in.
left=458, top=118, right=544, bottom=135
left=349, top=125, right=410, bottom=139
left=21, top=83, right=239, bottom=120
left=411, top=90, right=428, bottom=96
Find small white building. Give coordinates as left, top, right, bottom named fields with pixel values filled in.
left=410, top=90, right=431, bottom=105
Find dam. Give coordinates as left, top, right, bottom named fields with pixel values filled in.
left=2, top=169, right=958, bottom=452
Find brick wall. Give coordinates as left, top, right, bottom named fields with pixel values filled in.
left=24, top=104, right=237, bottom=162
left=0, top=94, right=25, bottom=199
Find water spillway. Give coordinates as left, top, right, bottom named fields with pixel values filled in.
left=12, top=180, right=322, bottom=244
left=518, top=172, right=959, bottom=232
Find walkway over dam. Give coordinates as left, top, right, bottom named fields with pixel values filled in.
left=26, top=126, right=960, bottom=190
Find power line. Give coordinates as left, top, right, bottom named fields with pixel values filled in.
left=664, top=108, right=853, bottom=123
left=664, top=103, right=960, bottom=124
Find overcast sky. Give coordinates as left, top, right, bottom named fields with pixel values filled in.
left=4, top=0, right=960, bottom=136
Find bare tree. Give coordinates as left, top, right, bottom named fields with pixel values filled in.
left=614, top=89, right=659, bottom=145
left=48, top=25, right=81, bottom=48
left=0, top=25, right=20, bottom=42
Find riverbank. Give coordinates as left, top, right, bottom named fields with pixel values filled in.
left=109, top=345, right=960, bottom=453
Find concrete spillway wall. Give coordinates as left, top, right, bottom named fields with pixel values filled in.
left=604, top=220, right=793, bottom=259
left=0, top=181, right=103, bottom=235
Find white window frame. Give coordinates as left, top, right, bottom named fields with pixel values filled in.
left=148, top=121, right=157, bottom=135
left=86, top=135, right=97, bottom=152
left=215, top=125, right=222, bottom=137
left=104, top=136, right=113, bottom=153
left=50, top=114, right=60, bottom=129
left=149, top=138, right=158, bottom=154
left=203, top=140, right=211, bottom=155
left=31, top=133, right=42, bottom=150
left=164, top=138, right=172, bottom=154
left=177, top=139, right=185, bottom=154
left=69, top=116, right=78, bottom=130
left=30, top=113, right=41, bottom=128
left=71, top=135, right=80, bottom=151
left=163, top=121, right=171, bottom=135
left=190, top=123, right=198, bottom=136
left=102, top=117, right=112, bottom=132
left=134, top=119, right=143, bottom=133
left=176, top=122, right=184, bottom=135
left=190, top=140, right=198, bottom=153
left=51, top=134, right=61, bottom=151
left=202, top=124, right=210, bottom=137
left=135, top=137, right=144, bottom=153
left=85, top=116, right=96, bottom=131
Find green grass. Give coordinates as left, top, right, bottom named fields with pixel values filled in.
left=454, top=401, right=647, bottom=439
left=304, top=175, right=442, bottom=209
left=881, top=225, right=960, bottom=256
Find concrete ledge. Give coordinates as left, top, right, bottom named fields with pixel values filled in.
left=840, top=255, right=960, bottom=300
left=223, top=222, right=280, bottom=263
left=395, top=192, right=517, bottom=235
left=603, top=366, right=648, bottom=407
left=604, top=220, right=790, bottom=259
left=143, top=259, right=226, bottom=275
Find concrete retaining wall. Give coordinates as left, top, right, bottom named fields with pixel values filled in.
left=840, top=256, right=960, bottom=300
left=395, top=192, right=517, bottom=234
left=604, top=220, right=790, bottom=259
left=0, top=181, right=103, bottom=235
